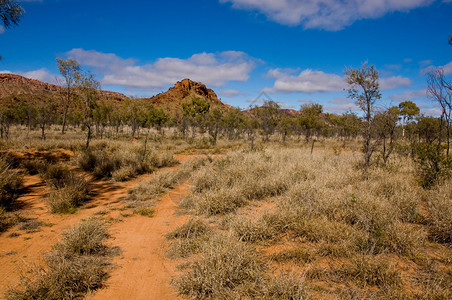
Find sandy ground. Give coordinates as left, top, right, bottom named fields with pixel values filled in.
left=0, top=157, right=193, bottom=299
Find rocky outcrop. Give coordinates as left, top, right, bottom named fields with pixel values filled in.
left=0, top=73, right=128, bottom=99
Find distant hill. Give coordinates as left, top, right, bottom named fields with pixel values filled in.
left=141, top=78, right=232, bottom=118
left=0, top=73, right=128, bottom=104
left=0, top=74, right=231, bottom=118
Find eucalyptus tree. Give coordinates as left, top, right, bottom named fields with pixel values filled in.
left=56, top=58, right=81, bottom=134
left=345, top=63, right=381, bottom=179
left=398, top=100, right=420, bottom=137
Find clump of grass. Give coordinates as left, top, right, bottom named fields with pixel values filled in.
left=41, top=164, right=73, bottom=189
left=20, top=159, right=47, bottom=175
left=0, top=210, right=27, bottom=233
left=133, top=206, right=155, bottom=217
left=262, top=272, right=309, bottom=300
left=47, top=175, right=90, bottom=214
left=129, top=156, right=209, bottom=202
left=165, top=218, right=211, bottom=258
left=340, top=255, right=402, bottom=288
left=172, top=235, right=265, bottom=298
left=4, top=217, right=112, bottom=300
left=0, top=158, right=23, bottom=208
left=76, top=147, right=179, bottom=180
left=270, top=248, right=315, bottom=265
left=425, top=179, right=452, bottom=244
left=17, top=218, right=43, bottom=233
left=55, top=217, right=108, bottom=255
left=184, top=151, right=308, bottom=215
left=227, top=213, right=279, bottom=243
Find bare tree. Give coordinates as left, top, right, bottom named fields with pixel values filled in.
left=427, top=68, right=452, bottom=155
left=57, top=58, right=81, bottom=134
left=345, top=62, right=381, bottom=179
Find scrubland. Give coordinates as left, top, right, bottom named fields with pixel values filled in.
left=0, top=127, right=451, bottom=299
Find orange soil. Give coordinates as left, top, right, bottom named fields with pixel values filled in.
left=89, top=183, right=189, bottom=300
left=0, top=156, right=197, bottom=299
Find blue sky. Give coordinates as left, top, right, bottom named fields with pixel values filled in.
left=1, top=0, right=452, bottom=115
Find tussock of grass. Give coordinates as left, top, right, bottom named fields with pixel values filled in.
left=20, top=159, right=47, bottom=175
left=0, top=158, right=23, bottom=208
left=55, top=217, right=108, bottom=255
left=172, top=235, right=265, bottom=298
left=165, top=218, right=211, bottom=258
left=47, top=174, right=90, bottom=214
left=129, top=156, right=209, bottom=202
left=340, top=255, right=401, bottom=288
left=4, top=217, right=112, bottom=300
left=425, top=179, right=452, bottom=244
left=262, top=272, right=308, bottom=300
left=227, top=213, right=280, bottom=243
left=166, top=218, right=210, bottom=240
left=76, top=147, right=179, bottom=180
left=270, top=248, right=315, bottom=265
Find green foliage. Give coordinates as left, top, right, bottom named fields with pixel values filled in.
left=0, top=0, right=24, bottom=29
left=414, top=142, right=451, bottom=188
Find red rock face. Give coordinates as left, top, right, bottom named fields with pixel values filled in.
left=0, top=73, right=127, bottom=99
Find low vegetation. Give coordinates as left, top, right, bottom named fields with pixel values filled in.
left=4, top=217, right=114, bottom=300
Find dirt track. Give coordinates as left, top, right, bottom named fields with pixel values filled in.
left=0, top=160, right=192, bottom=299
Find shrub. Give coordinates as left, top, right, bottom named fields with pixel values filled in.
left=426, top=180, right=452, bottom=244
left=173, top=236, right=265, bottom=298
left=262, top=272, right=309, bottom=299
left=166, top=218, right=210, bottom=258
left=340, top=255, right=401, bottom=287
left=0, top=158, right=23, bottom=208
left=270, top=248, right=315, bottom=265
left=55, top=217, right=108, bottom=255
left=20, top=159, right=47, bottom=175
left=4, top=217, right=111, bottom=300
left=165, top=218, right=210, bottom=240
left=41, top=164, right=72, bottom=189
left=47, top=176, right=89, bottom=214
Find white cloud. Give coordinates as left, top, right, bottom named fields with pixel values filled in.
left=66, top=48, right=256, bottom=91
left=421, top=60, right=452, bottom=75
left=20, top=68, right=59, bottom=84
left=325, top=97, right=360, bottom=114
left=264, top=68, right=411, bottom=94
left=389, top=89, right=427, bottom=102
left=1, top=68, right=60, bottom=84
left=220, top=0, right=433, bottom=30
left=264, top=68, right=345, bottom=93
left=380, top=76, right=412, bottom=90
left=219, top=89, right=248, bottom=98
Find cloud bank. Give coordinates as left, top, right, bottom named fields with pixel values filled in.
left=221, top=0, right=433, bottom=30
left=263, top=68, right=411, bottom=93
left=66, top=49, right=256, bottom=91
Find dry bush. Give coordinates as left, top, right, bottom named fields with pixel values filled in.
left=47, top=175, right=90, bottom=214
left=270, top=248, right=315, bottom=265
left=166, top=218, right=210, bottom=239
left=340, top=255, right=401, bottom=288
left=20, top=159, right=48, bottom=175
left=55, top=217, right=108, bottom=255
left=227, top=213, right=280, bottom=243
left=4, top=254, right=109, bottom=300
left=425, top=180, right=452, bottom=244
left=0, top=158, right=23, bottom=208
left=173, top=235, right=265, bottom=298
left=261, top=272, right=308, bottom=300
left=0, top=210, right=27, bottom=233
left=129, top=156, right=209, bottom=202
left=76, top=145, right=178, bottom=180
left=166, top=218, right=211, bottom=258
left=4, top=217, right=111, bottom=300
